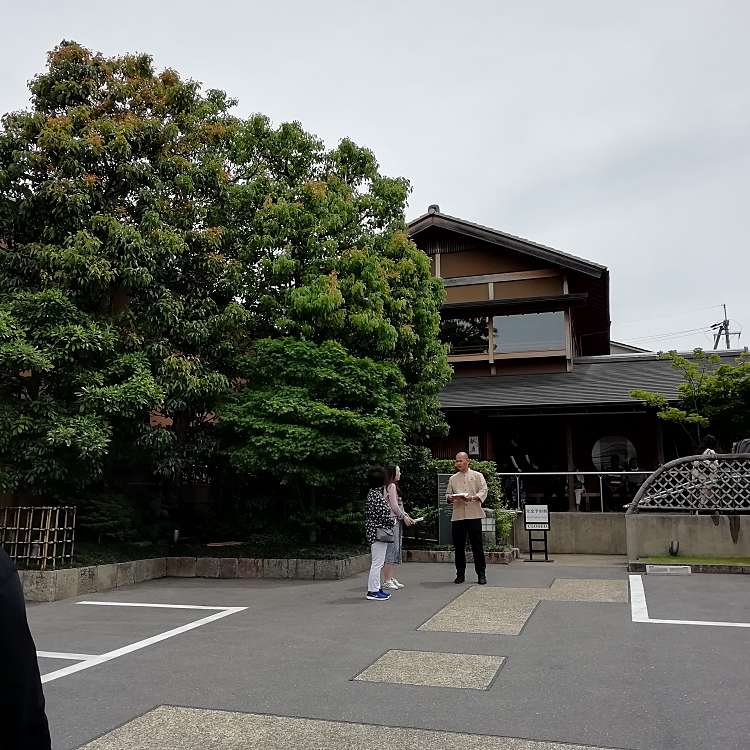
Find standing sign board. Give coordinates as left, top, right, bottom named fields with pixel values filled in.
left=524, top=504, right=552, bottom=561
left=524, top=505, right=550, bottom=530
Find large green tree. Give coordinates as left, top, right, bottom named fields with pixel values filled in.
left=227, top=118, right=450, bottom=442
left=0, top=41, right=248, bottom=500
left=631, top=349, right=750, bottom=450
left=0, top=42, right=450, bottom=535
left=218, top=118, right=450, bottom=538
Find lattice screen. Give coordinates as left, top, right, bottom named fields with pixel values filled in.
left=0, top=506, right=76, bottom=570
left=629, top=455, right=750, bottom=513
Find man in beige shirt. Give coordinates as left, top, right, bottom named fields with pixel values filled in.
left=446, top=452, right=488, bottom=585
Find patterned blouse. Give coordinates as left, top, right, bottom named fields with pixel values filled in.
left=364, top=486, right=395, bottom=545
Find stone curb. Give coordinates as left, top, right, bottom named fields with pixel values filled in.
left=405, top=549, right=514, bottom=564
left=19, top=557, right=166, bottom=603
left=628, top=560, right=750, bottom=574
left=18, top=553, right=372, bottom=602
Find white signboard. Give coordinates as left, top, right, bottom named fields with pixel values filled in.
left=468, top=435, right=480, bottom=456
left=524, top=504, right=550, bottom=530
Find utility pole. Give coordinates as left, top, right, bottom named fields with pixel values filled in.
left=711, top=304, right=741, bottom=350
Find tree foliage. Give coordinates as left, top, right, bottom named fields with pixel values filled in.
left=0, top=41, right=248, bottom=498
left=0, top=41, right=450, bottom=536
left=220, top=339, right=406, bottom=540
left=631, top=349, right=750, bottom=449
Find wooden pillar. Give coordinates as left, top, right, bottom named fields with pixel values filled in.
left=655, top=418, right=665, bottom=465
left=565, top=421, right=577, bottom=511
left=484, top=428, right=494, bottom=462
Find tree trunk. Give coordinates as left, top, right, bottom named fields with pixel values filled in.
left=308, top=486, right=317, bottom=544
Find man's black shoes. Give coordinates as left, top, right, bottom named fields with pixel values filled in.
left=454, top=575, right=465, bottom=584
left=478, top=575, right=487, bottom=585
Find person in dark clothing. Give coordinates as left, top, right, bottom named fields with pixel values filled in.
left=0, top=548, right=52, bottom=750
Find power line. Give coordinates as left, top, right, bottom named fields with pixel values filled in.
left=627, top=327, right=713, bottom=343
left=616, top=304, right=724, bottom=328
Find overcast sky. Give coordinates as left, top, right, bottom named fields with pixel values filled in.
left=2, top=0, right=748, bottom=352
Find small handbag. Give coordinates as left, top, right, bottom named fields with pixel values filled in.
left=374, top=487, right=395, bottom=543
left=375, top=526, right=395, bottom=543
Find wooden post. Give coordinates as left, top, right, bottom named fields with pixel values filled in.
left=25, top=507, right=33, bottom=567
left=484, top=429, right=494, bottom=462
left=565, top=421, right=577, bottom=511
left=41, top=507, right=51, bottom=571
left=656, top=418, right=665, bottom=465
left=69, top=506, right=76, bottom=564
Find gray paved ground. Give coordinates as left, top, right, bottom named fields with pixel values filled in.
left=80, top=706, right=619, bottom=750
left=643, top=573, right=750, bottom=622
left=28, top=562, right=750, bottom=750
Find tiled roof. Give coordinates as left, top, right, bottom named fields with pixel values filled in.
left=440, top=351, right=747, bottom=411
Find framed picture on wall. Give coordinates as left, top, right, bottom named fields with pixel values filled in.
left=468, top=435, right=480, bottom=456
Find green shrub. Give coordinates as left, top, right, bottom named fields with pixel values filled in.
left=494, top=509, right=516, bottom=545
left=76, top=492, right=141, bottom=543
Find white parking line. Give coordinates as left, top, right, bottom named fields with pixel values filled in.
left=37, top=651, right=96, bottom=661
left=40, top=601, right=247, bottom=684
left=628, top=574, right=650, bottom=622
left=79, top=601, right=230, bottom=611
left=629, top=574, right=750, bottom=629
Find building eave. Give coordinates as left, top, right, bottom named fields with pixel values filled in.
left=408, top=211, right=607, bottom=278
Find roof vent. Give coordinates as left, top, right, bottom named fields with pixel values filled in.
left=428, top=204, right=440, bottom=215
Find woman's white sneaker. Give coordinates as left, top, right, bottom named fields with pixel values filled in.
left=382, top=579, right=399, bottom=590
left=392, top=578, right=405, bottom=589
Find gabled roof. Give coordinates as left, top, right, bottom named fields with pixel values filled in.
left=440, top=351, right=746, bottom=412
left=408, top=209, right=607, bottom=279
left=610, top=340, right=651, bottom=354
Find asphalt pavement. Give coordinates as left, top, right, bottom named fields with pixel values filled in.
left=27, top=561, right=750, bottom=750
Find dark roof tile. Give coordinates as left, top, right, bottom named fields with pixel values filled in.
left=440, top=351, right=746, bottom=410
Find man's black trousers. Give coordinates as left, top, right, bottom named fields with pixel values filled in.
left=451, top=518, right=486, bottom=575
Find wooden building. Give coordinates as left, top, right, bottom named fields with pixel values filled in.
left=408, top=205, right=741, bottom=511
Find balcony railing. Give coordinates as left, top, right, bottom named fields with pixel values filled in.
left=497, top=471, right=653, bottom=512
left=438, top=471, right=652, bottom=512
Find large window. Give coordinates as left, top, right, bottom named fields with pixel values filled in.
left=439, top=317, right=490, bottom=355
left=493, top=312, right=566, bottom=353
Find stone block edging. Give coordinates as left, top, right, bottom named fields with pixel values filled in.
left=628, top=561, right=750, bottom=574
left=19, top=553, right=371, bottom=602
left=405, top=549, right=514, bottom=564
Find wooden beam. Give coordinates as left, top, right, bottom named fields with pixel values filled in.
left=448, top=350, right=567, bottom=363
left=441, top=293, right=588, bottom=317
left=442, top=269, right=561, bottom=287
left=492, top=350, right=567, bottom=361
left=447, top=353, right=491, bottom=363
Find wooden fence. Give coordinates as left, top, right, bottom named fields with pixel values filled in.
left=0, top=506, right=76, bottom=570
